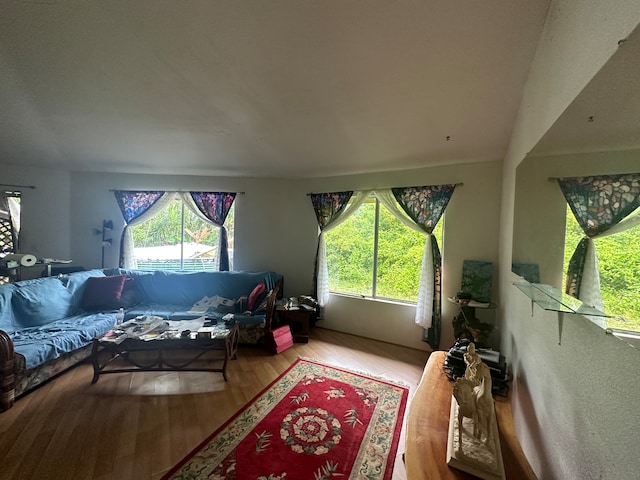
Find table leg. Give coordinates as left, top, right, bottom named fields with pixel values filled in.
left=221, top=325, right=239, bottom=381
left=91, top=339, right=101, bottom=384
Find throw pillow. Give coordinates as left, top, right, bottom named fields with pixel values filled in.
left=81, top=275, right=127, bottom=311
left=247, top=282, right=267, bottom=311
left=254, top=289, right=273, bottom=314
left=12, top=278, right=73, bottom=327
left=118, top=276, right=143, bottom=308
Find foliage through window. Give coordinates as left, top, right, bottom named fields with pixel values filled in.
left=564, top=206, right=640, bottom=332
left=130, top=197, right=234, bottom=271
left=325, top=195, right=443, bottom=302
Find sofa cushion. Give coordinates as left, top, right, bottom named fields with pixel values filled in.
left=81, top=275, right=127, bottom=310
left=0, top=283, right=18, bottom=333
left=12, top=277, right=73, bottom=327
left=11, top=312, right=115, bottom=369
left=214, top=271, right=283, bottom=300
left=130, top=271, right=225, bottom=305
left=64, top=268, right=107, bottom=293
left=107, top=269, right=283, bottom=305
left=63, top=269, right=107, bottom=312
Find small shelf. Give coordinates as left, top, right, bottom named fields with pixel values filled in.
left=446, top=297, right=495, bottom=309
left=513, top=280, right=611, bottom=345
left=512, top=281, right=609, bottom=317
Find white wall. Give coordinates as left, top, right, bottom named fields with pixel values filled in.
left=1, top=164, right=71, bottom=261
left=67, top=171, right=319, bottom=297
left=499, top=1, right=640, bottom=478
left=2, top=159, right=501, bottom=352
left=301, top=160, right=503, bottom=350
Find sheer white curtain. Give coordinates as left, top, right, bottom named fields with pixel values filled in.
left=578, top=207, right=640, bottom=323
left=180, top=193, right=222, bottom=270
left=316, top=190, right=372, bottom=306
left=121, top=193, right=174, bottom=269
left=375, top=190, right=434, bottom=328
left=7, top=197, right=20, bottom=237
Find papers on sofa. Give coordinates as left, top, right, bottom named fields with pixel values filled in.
left=188, top=296, right=212, bottom=313
left=188, top=295, right=236, bottom=314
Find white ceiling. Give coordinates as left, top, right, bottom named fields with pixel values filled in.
left=0, top=1, right=553, bottom=178
left=530, top=23, right=640, bottom=158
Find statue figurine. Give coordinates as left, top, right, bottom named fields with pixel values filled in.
left=464, top=343, right=488, bottom=385
left=448, top=343, right=505, bottom=479
left=453, top=343, right=493, bottom=447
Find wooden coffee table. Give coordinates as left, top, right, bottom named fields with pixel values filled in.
left=91, top=320, right=239, bottom=383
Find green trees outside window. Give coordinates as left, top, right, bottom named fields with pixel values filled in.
left=564, top=207, right=640, bottom=332
left=130, top=198, right=234, bottom=271
left=325, top=196, right=443, bottom=303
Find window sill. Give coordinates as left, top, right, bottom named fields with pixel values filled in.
left=606, top=328, right=640, bottom=349
left=328, top=291, right=416, bottom=307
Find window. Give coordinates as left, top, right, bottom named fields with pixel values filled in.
left=325, top=195, right=443, bottom=303
left=564, top=206, right=640, bottom=332
left=0, top=192, right=20, bottom=254
left=0, top=192, right=20, bottom=284
left=130, top=197, right=234, bottom=271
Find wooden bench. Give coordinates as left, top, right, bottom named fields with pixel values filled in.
left=404, top=351, right=537, bottom=479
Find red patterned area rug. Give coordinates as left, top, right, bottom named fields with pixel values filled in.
left=163, top=358, right=409, bottom=480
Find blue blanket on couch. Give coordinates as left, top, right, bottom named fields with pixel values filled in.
left=0, top=270, right=115, bottom=369
left=1, top=268, right=283, bottom=370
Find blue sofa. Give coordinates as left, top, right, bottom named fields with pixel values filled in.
left=104, top=268, right=283, bottom=343
left=0, top=268, right=283, bottom=411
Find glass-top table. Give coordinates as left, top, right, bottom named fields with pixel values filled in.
left=91, top=316, right=239, bottom=383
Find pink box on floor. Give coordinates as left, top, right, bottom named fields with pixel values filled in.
left=267, top=325, right=294, bottom=354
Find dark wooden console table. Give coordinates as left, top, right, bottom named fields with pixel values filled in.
left=91, top=323, right=239, bottom=383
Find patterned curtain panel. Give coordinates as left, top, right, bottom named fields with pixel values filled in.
left=392, top=184, right=457, bottom=349
left=392, top=184, right=456, bottom=234
left=558, top=174, right=640, bottom=298
left=310, top=191, right=354, bottom=306
left=310, top=192, right=353, bottom=230
left=564, top=237, right=590, bottom=297
left=189, top=192, right=237, bottom=271
left=114, top=190, right=165, bottom=224
left=113, top=190, right=167, bottom=268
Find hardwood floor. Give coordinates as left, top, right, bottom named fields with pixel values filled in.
left=0, top=327, right=429, bottom=480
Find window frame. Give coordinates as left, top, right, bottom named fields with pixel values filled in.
left=325, top=194, right=442, bottom=304
left=130, top=196, right=234, bottom=272
left=0, top=191, right=20, bottom=254
left=563, top=205, right=640, bottom=333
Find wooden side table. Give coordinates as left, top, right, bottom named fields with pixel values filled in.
left=276, top=306, right=315, bottom=343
